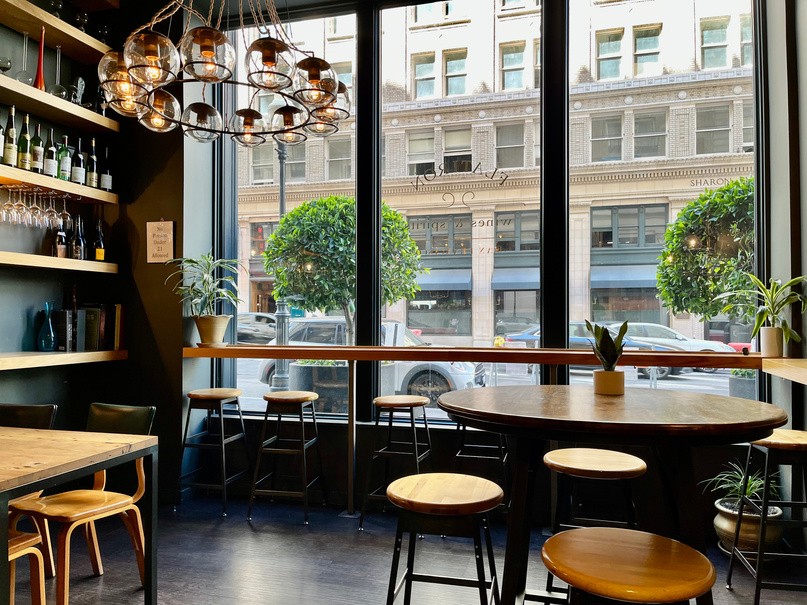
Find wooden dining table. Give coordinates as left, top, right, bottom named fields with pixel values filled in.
left=0, top=427, right=158, bottom=605
left=437, top=385, right=788, bottom=605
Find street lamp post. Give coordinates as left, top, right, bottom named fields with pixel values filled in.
left=270, top=141, right=290, bottom=391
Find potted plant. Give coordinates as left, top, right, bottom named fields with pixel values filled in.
left=728, top=368, right=756, bottom=399
left=701, top=461, right=782, bottom=555
left=165, top=252, right=242, bottom=347
left=715, top=273, right=807, bottom=357
left=585, top=320, right=628, bottom=395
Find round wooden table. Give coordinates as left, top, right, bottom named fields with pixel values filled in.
left=438, top=385, right=788, bottom=605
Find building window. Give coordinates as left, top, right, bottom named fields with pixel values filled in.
left=413, top=54, right=435, bottom=98
left=285, top=143, right=306, bottom=182
left=250, top=145, right=274, bottom=184
left=495, top=211, right=540, bottom=252
left=533, top=121, right=540, bottom=166
left=250, top=222, right=276, bottom=257
left=741, top=15, right=753, bottom=66
left=443, top=129, right=472, bottom=173
left=633, top=112, right=666, bottom=158
left=332, top=62, right=353, bottom=98
left=408, top=131, right=435, bottom=175
left=591, top=115, right=622, bottom=162
left=381, top=136, right=386, bottom=177
left=743, top=102, right=754, bottom=152
left=327, top=138, right=351, bottom=180
left=591, top=288, right=664, bottom=325
left=328, top=15, right=356, bottom=37
left=407, top=213, right=472, bottom=255
left=445, top=50, right=467, bottom=96
left=496, top=124, right=524, bottom=168
left=534, top=40, right=541, bottom=88
left=696, top=105, right=730, bottom=154
left=597, top=31, right=622, bottom=80
left=408, top=290, right=472, bottom=335
left=591, top=205, right=668, bottom=249
left=701, top=19, right=729, bottom=69
left=501, top=43, right=525, bottom=90
left=634, top=27, right=660, bottom=77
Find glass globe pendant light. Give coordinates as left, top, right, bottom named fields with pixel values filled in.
left=106, top=87, right=149, bottom=118
left=293, top=57, right=337, bottom=108
left=140, top=88, right=181, bottom=132
left=229, top=108, right=267, bottom=146
left=245, top=36, right=294, bottom=92
left=303, top=119, right=338, bottom=137
left=179, top=26, right=235, bottom=83
left=124, top=30, right=180, bottom=87
left=311, top=81, right=351, bottom=123
left=98, top=50, right=149, bottom=101
left=181, top=102, right=223, bottom=142
left=271, top=104, right=307, bottom=145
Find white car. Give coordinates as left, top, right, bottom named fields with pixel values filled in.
left=610, top=322, right=737, bottom=353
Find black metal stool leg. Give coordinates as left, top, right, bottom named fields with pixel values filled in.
left=387, top=520, right=405, bottom=604
left=236, top=398, right=251, bottom=474
left=310, top=403, right=328, bottom=505
left=421, top=411, right=432, bottom=464
left=403, top=530, right=417, bottom=605
left=752, top=446, right=772, bottom=605
left=299, top=405, right=309, bottom=525
left=270, top=413, right=281, bottom=490
left=473, top=519, right=488, bottom=605
left=248, top=403, right=273, bottom=521
left=217, top=403, right=228, bottom=516
left=359, top=413, right=383, bottom=530
left=622, top=479, right=638, bottom=529
left=482, top=514, right=500, bottom=605
left=410, top=408, right=420, bottom=473
left=726, top=444, right=754, bottom=589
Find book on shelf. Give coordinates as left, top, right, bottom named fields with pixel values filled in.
left=81, top=303, right=107, bottom=350
left=81, top=307, right=101, bottom=351
left=113, top=303, right=124, bottom=351
left=52, top=310, right=72, bottom=352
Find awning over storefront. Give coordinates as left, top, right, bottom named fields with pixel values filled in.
left=491, top=268, right=540, bottom=290
left=590, top=264, right=658, bottom=289
left=417, top=269, right=473, bottom=290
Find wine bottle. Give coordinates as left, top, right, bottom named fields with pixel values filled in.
left=33, top=26, right=46, bottom=91
left=70, top=138, right=85, bottom=185
left=86, top=138, right=98, bottom=188
left=2, top=106, right=17, bottom=167
left=55, top=225, right=67, bottom=258
left=57, top=136, right=71, bottom=181
left=16, top=114, right=31, bottom=171
left=93, top=218, right=105, bottom=261
left=43, top=128, right=58, bottom=178
left=70, top=216, right=85, bottom=260
left=99, top=146, right=112, bottom=192
left=30, top=123, right=44, bottom=174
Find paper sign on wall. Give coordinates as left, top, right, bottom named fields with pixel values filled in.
left=146, top=221, right=175, bottom=263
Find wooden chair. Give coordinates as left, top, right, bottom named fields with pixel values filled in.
left=541, top=527, right=715, bottom=604
left=9, top=529, right=46, bottom=605
left=385, top=473, right=502, bottom=605
left=10, top=403, right=156, bottom=605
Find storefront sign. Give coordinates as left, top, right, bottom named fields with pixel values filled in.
left=410, top=162, right=510, bottom=191
left=690, top=177, right=741, bottom=188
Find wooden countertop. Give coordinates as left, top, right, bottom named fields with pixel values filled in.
left=762, top=358, right=807, bottom=385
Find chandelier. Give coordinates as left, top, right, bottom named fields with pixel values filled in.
left=97, top=0, right=351, bottom=146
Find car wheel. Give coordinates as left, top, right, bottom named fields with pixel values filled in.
left=699, top=367, right=718, bottom=374
left=640, top=367, right=672, bottom=380
left=407, top=373, right=450, bottom=407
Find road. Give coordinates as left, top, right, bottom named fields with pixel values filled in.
left=235, top=358, right=738, bottom=415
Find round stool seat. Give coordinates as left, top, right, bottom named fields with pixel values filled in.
left=374, top=395, right=430, bottom=408
left=544, top=448, right=647, bottom=479
left=542, top=527, right=715, bottom=603
left=387, top=473, right=503, bottom=516
left=263, top=391, right=319, bottom=403
left=188, top=388, right=242, bottom=400
left=752, top=428, right=807, bottom=451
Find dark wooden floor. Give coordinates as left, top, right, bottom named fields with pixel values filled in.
left=10, top=495, right=807, bottom=604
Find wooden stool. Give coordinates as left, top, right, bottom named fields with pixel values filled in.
left=359, top=395, right=433, bottom=530
left=180, top=388, right=250, bottom=516
left=9, top=529, right=46, bottom=605
left=726, top=429, right=807, bottom=605
left=248, top=391, right=327, bottom=524
left=385, top=473, right=502, bottom=605
left=542, top=527, right=716, bottom=604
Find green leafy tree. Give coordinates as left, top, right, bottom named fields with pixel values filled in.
left=262, top=195, right=424, bottom=344
left=656, top=177, right=755, bottom=321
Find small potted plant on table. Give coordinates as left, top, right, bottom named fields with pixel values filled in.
left=715, top=273, right=807, bottom=357
left=585, top=320, right=628, bottom=395
left=165, top=252, right=242, bottom=347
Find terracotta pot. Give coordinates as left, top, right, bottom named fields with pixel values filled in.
left=759, top=326, right=784, bottom=357
left=713, top=499, right=782, bottom=555
left=593, top=369, right=624, bottom=395
left=193, top=315, right=232, bottom=347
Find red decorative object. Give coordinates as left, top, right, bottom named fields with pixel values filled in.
left=34, top=26, right=46, bottom=91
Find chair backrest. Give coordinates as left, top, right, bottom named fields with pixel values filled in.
left=0, top=404, right=57, bottom=429
left=87, top=403, right=156, bottom=436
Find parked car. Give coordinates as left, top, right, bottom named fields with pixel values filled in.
left=496, top=315, right=539, bottom=335
left=257, top=317, right=486, bottom=405
left=237, top=312, right=277, bottom=344
left=504, top=321, right=683, bottom=379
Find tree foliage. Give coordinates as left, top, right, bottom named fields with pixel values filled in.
left=262, top=195, right=424, bottom=344
left=656, top=177, right=755, bottom=320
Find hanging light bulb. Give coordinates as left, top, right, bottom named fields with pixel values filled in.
left=178, top=26, right=235, bottom=83
left=229, top=108, right=267, bottom=147
left=245, top=36, right=294, bottom=92
left=107, top=89, right=148, bottom=118
left=293, top=57, right=337, bottom=108
left=140, top=89, right=181, bottom=132
left=98, top=50, right=149, bottom=100
left=311, top=81, right=351, bottom=123
left=181, top=102, right=223, bottom=142
left=124, top=30, right=180, bottom=86
left=303, top=119, right=337, bottom=137
left=271, top=104, right=307, bottom=145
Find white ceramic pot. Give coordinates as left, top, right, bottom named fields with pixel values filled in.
left=193, top=315, right=232, bottom=347
left=759, top=326, right=784, bottom=357
left=593, top=369, right=624, bottom=395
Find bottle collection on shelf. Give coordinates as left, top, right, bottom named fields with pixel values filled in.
left=56, top=208, right=105, bottom=261
left=1, top=105, right=113, bottom=192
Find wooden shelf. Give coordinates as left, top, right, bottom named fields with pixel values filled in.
left=0, top=164, right=118, bottom=204
left=0, top=251, right=117, bottom=273
left=0, top=350, right=127, bottom=371
left=762, top=358, right=807, bottom=385
left=0, top=77, right=119, bottom=133
left=0, top=0, right=111, bottom=64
